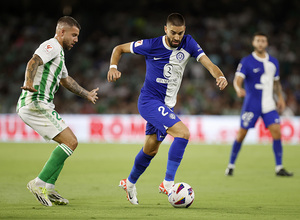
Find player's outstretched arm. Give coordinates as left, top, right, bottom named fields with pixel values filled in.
left=233, top=75, right=246, bottom=98
left=198, top=55, right=228, bottom=90
left=21, top=54, right=43, bottom=92
left=60, top=76, right=99, bottom=104
left=107, top=43, right=132, bottom=82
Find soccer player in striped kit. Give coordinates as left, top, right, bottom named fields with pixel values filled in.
left=107, top=13, right=228, bottom=205
left=17, top=16, right=99, bottom=206
left=225, top=32, right=293, bottom=177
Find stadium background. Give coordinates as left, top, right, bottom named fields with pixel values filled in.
left=0, top=0, right=299, bottom=143
left=1, top=0, right=299, bottom=115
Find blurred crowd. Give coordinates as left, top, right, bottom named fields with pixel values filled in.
left=0, top=0, right=299, bottom=115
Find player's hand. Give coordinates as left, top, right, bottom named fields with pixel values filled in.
left=107, top=68, right=121, bottom=82
left=21, top=83, right=37, bottom=92
left=87, top=87, right=99, bottom=104
left=216, top=76, right=228, bottom=90
left=236, top=88, right=246, bottom=98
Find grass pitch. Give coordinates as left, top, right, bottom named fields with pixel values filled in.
left=0, top=142, right=299, bottom=220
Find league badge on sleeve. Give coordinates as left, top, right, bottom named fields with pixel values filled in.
left=44, top=44, right=54, bottom=53
left=134, top=40, right=143, bottom=47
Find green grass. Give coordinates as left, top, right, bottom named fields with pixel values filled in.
left=0, top=142, right=299, bottom=220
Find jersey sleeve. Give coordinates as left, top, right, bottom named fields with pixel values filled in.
left=61, top=63, right=68, bottom=78
left=185, top=35, right=205, bottom=61
left=235, top=57, right=247, bottom=78
left=130, top=39, right=152, bottom=57
left=34, top=40, right=60, bottom=64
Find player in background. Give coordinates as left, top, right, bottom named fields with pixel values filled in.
left=17, top=16, right=99, bottom=206
left=107, top=13, right=228, bottom=205
left=225, top=32, right=293, bottom=177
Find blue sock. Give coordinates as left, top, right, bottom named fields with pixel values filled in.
left=273, top=139, right=282, bottom=166
left=165, top=137, right=188, bottom=181
left=128, top=148, right=154, bottom=184
left=229, top=140, right=242, bottom=165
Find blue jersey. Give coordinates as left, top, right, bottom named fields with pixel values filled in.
left=130, top=35, right=205, bottom=108
left=236, top=52, right=280, bottom=114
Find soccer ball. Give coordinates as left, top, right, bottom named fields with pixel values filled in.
left=168, top=182, right=195, bottom=208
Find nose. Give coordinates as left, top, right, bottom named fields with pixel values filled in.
left=174, top=35, right=180, bottom=40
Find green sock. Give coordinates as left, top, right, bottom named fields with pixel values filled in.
left=47, top=163, right=64, bottom=185
left=38, top=144, right=73, bottom=182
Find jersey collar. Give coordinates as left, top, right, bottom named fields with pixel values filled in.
left=252, top=51, right=269, bottom=62
left=162, top=35, right=178, bottom=50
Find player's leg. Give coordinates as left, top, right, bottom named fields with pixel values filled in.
left=35, top=127, right=77, bottom=205
left=225, top=127, right=248, bottom=176
left=19, top=102, right=77, bottom=205
left=225, top=110, right=258, bottom=176
left=119, top=134, right=161, bottom=205
left=268, top=123, right=293, bottom=176
left=159, top=121, right=190, bottom=195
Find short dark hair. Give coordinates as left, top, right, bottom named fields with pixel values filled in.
left=166, top=13, right=185, bottom=26
left=57, top=16, right=81, bottom=30
left=253, top=32, right=268, bottom=40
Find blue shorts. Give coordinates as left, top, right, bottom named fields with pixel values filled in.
left=138, top=98, right=181, bottom=141
left=240, top=110, right=280, bottom=129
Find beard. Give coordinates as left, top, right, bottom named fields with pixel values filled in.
left=62, top=39, right=73, bottom=50
left=166, top=36, right=181, bottom=48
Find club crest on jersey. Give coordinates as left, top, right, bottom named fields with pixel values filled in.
left=176, top=52, right=185, bottom=61
left=134, top=40, right=143, bottom=47
left=44, top=44, right=53, bottom=53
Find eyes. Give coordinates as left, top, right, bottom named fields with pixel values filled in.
left=170, top=31, right=184, bottom=36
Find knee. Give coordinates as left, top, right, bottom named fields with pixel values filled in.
left=66, top=137, right=78, bottom=151
left=178, top=129, right=190, bottom=140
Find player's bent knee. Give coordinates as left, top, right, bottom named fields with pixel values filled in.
left=66, top=137, right=78, bottom=151
left=177, top=129, right=190, bottom=140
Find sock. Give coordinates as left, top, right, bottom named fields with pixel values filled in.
left=229, top=140, right=242, bottom=165
left=128, top=148, right=154, bottom=184
left=165, top=137, right=188, bottom=181
left=46, top=163, right=64, bottom=185
left=45, top=183, right=55, bottom=190
left=273, top=139, right=283, bottom=166
left=163, top=179, right=174, bottom=189
left=38, top=144, right=73, bottom=182
left=34, top=177, right=46, bottom=187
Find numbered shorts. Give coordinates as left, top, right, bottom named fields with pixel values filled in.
left=17, top=101, right=67, bottom=142
left=138, top=98, right=181, bottom=142
left=240, top=110, right=280, bottom=129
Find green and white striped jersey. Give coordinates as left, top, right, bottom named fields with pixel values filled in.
left=17, top=38, right=68, bottom=111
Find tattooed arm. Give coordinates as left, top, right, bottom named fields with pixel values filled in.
left=274, top=80, right=286, bottom=113
left=21, top=54, right=43, bottom=92
left=60, top=76, right=99, bottom=104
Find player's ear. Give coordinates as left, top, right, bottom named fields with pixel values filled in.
left=164, top=25, right=167, bottom=34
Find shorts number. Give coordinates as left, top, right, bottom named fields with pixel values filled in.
left=158, top=106, right=168, bottom=116
left=52, top=110, right=62, bottom=121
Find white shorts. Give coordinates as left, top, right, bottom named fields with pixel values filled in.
left=18, top=101, right=68, bottom=142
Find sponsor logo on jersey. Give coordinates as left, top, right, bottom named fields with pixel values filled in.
left=253, top=68, right=260, bottom=73
left=163, top=63, right=173, bottom=78
left=134, top=40, right=143, bottom=47
left=44, top=44, right=53, bottom=53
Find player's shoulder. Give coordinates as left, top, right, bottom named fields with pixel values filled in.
left=39, top=38, right=62, bottom=53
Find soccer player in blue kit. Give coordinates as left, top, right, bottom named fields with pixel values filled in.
left=107, top=13, right=228, bottom=205
left=225, top=32, right=293, bottom=177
